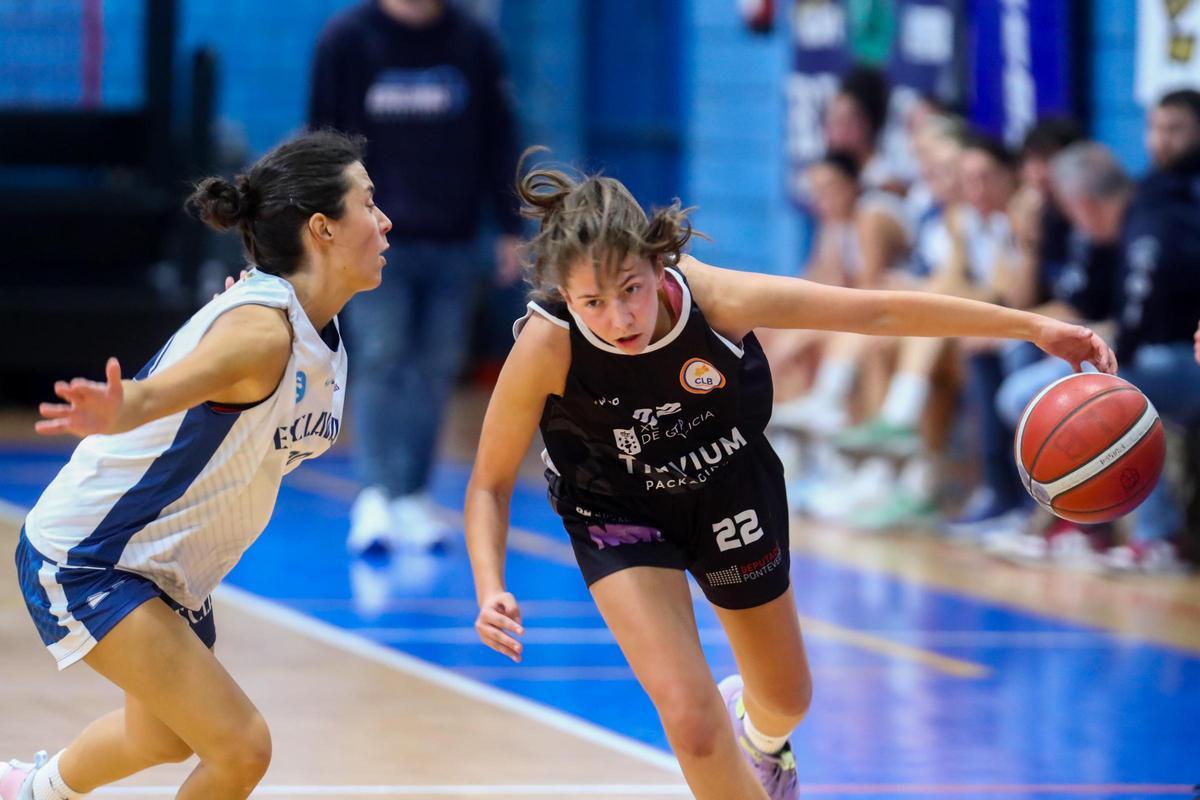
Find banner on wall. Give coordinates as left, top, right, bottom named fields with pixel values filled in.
left=1136, top=0, right=1200, bottom=105
left=966, top=0, right=1075, bottom=146
left=785, top=0, right=960, bottom=205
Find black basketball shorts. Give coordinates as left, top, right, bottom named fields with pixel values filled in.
left=546, top=440, right=790, bottom=610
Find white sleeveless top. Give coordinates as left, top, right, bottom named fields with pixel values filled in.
left=24, top=269, right=347, bottom=609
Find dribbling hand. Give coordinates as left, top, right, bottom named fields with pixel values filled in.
left=1035, top=320, right=1117, bottom=375
left=36, top=357, right=124, bottom=437
left=475, top=590, right=525, bottom=662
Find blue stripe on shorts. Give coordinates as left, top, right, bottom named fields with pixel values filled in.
left=15, top=528, right=216, bottom=669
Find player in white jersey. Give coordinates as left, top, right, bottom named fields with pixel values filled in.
left=2, top=130, right=392, bottom=800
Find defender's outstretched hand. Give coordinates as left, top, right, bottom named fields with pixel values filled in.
left=36, top=358, right=124, bottom=437
left=1035, top=320, right=1117, bottom=374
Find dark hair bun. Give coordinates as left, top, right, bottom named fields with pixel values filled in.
left=186, top=176, right=249, bottom=231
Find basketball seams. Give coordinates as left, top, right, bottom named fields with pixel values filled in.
left=1049, top=425, right=1162, bottom=515
left=1033, top=405, right=1160, bottom=501
left=1025, top=386, right=1139, bottom=481
left=1014, top=372, right=1092, bottom=491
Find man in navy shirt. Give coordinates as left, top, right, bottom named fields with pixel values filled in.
left=996, top=139, right=1200, bottom=573
left=309, top=0, right=523, bottom=552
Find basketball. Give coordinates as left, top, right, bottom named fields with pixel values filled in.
left=1014, top=373, right=1165, bottom=524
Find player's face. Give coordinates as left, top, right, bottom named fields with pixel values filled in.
left=332, top=162, right=392, bottom=289
left=1146, top=105, right=1200, bottom=168
left=562, top=255, right=663, bottom=354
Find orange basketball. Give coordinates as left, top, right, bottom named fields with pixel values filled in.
left=1014, top=373, right=1164, bottom=524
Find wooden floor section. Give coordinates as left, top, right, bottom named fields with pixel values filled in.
left=0, top=517, right=683, bottom=799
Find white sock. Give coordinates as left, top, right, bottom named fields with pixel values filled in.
left=810, top=358, right=856, bottom=405
left=879, top=372, right=930, bottom=428
left=743, top=710, right=790, bottom=755
left=32, top=751, right=85, bottom=800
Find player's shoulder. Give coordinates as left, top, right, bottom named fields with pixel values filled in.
left=515, top=305, right=570, bottom=354
left=206, top=303, right=293, bottom=360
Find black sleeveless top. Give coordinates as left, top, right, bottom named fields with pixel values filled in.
left=514, top=268, right=774, bottom=497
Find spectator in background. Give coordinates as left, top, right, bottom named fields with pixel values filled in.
left=762, top=152, right=862, bottom=400
left=309, top=0, right=523, bottom=553
left=771, top=119, right=964, bottom=439
left=1146, top=88, right=1200, bottom=170
left=996, top=142, right=1200, bottom=573
left=943, top=119, right=1085, bottom=539
left=820, top=135, right=1019, bottom=529
left=824, top=66, right=894, bottom=191
left=825, top=67, right=915, bottom=293
left=1003, top=117, right=1085, bottom=310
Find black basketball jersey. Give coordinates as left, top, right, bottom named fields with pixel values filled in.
left=513, top=267, right=774, bottom=496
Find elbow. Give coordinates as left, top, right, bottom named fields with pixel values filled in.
left=466, top=476, right=512, bottom=508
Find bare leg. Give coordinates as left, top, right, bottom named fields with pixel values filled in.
left=713, top=587, right=812, bottom=739
left=57, top=693, right=194, bottom=788
left=590, top=567, right=769, bottom=800
left=66, top=599, right=271, bottom=799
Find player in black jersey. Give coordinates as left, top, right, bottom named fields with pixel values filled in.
left=464, top=153, right=1116, bottom=800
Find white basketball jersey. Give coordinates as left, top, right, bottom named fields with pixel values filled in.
left=24, top=269, right=347, bottom=609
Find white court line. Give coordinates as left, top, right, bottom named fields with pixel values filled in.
left=91, top=782, right=1199, bottom=797
left=0, top=500, right=680, bottom=776
left=95, top=785, right=690, bottom=796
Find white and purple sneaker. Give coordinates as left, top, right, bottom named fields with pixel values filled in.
left=0, top=751, right=46, bottom=800
left=718, top=675, right=800, bottom=800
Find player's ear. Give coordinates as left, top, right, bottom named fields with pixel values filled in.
left=307, top=212, right=334, bottom=242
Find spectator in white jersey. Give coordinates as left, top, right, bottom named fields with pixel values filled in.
left=1, top=130, right=392, bottom=800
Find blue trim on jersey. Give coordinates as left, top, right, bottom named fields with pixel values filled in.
left=135, top=334, right=176, bottom=380
left=66, top=405, right=240, bottom=567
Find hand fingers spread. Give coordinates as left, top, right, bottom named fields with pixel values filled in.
left=38, top=403, right=72, bottom=419
left=34, top=419, right=70, bottom=435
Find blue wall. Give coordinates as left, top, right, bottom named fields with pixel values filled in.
left=683, top=0, right=801, bottom=276
left=5, top=0, right=1153, bottom=272
left=1089, top=0, right=1147, bottom=175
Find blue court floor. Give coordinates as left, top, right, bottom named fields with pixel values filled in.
left=2, top=444, right=1197, bottom=798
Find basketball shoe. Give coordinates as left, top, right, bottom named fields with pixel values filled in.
left=718, top=675, right=800, bottom=800
left=0, top=751, right=47, bottom=800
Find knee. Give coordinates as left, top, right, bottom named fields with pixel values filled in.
left=656, top=688, right=726, bottom=760
left=134, top=734, right=194, bottom=766
left=755, top=675, right=813, bottom=722
left=206, top=714, right=272, bottom=788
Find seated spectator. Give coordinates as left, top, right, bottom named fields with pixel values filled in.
left=762, top=152, right=862, bottom=399
left=1145, top=88, right=1200, bottom=170
left=818, top=134, right=1018, bottom=529
left=944, top=118, right=1085, bottom=539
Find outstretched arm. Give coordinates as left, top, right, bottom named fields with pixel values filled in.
left=466, top=313, right=568, bottom=662
left=684, top=257, right=1117, bottom=374
left=37, top=304, right=292, bottom=437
